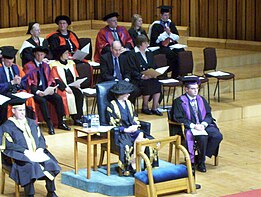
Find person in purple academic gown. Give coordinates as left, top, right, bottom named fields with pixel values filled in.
left=0, top=98, right=60, bottom=197
left=170, top=77, right=223, bottom=172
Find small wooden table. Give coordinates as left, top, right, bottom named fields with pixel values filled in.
left=74, top=126, right=112, bottom=179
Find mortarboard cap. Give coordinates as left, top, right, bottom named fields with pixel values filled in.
left=9, top=98, right=26, bottom=108
left=110, top=81, right=134, bottom=95
left=55, top=15, right=71, bottom=25
left=157, top=5, right=172, bottom=14
left=32, top=46, right=49, bottom=54
left=182, top=76, right=201, bottom=86
left=1, top=46, right=18, bottom=59
left=26, top=22, right=38, bottom=34
left=103, top=12, right=120, bottom=21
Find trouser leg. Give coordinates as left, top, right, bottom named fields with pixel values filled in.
left=24, top=181, right=35, bottom=196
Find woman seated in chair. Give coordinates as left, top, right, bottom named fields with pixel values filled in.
left=127, top=34, right=162, bottom=116
left=107, top=81, right=157, bottom=176
left=50, top=45, right=83, bottom=125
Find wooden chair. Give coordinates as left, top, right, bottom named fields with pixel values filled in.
left=153, top=53, right=182, bottom=108
left=167, top=110, right=219, bottom=166
left=203, top=47, right=235, bottom=102
left=134, top=136, right=196, bottom=197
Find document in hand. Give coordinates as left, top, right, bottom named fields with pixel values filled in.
left=169, top=44, right=187, bottom=50
left=43, top=85, right=58, bottom=96
left=191, top=128, right=208, bottom=136
left=68, top=77, right=88, bottom=87
left=12, top=92, right=34, bottom=99
left=0, top=94, right=11, bottom=105
left=141, top=66, right=169, bottom=78
left=72, top=43, right=90, bottom=61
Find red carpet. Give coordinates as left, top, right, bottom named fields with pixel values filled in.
left=223, top=189, right=261, bottom=197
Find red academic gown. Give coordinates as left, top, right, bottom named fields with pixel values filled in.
left=94, top=25, right=134, bottom=62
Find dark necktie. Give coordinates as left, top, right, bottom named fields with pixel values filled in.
left=112, top=29, right=119, bottom=41
left=191, top=99, right=199, bottom=124
left=38, top=63, right=47, bottom=90
left=114, top=57, right=122, bottom=80
left=8, top=67, right=13, bottom=81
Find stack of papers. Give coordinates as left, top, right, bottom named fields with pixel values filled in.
left=88, top=61, right=100, bottom=67
left=0, top=94, right=11, bottom=105
left=148, top=46, right=160, bottom=52
left=68, top=77, right=88, bottom=87
left=191, top=129, right=208, bottom=136
left=169, top=44, right=187, bottom=50
left=183, top=75, right=205, bottom=80
left=81, top=88, right=96, bottom=95
left=142, top=66, right=169, bottom=78
left=159, top=78, right=180, bottom=84
left=207, top=71, right=230, bottom=76
left=73, top=43, right=90, bottom=61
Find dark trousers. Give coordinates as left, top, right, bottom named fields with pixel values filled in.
left=70, top=86, right=84, bottom=120
left=34, top=93, right=65, bottom=127
left=195, top=125, right=223, bottom=163
left=158, top=47, right=184, bottom=78
left=24, top=177, right=56, bottom=196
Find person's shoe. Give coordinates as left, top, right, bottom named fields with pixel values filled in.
left=48, top=125, right=55, bottom=135
left=151, top=109, right=163, bottom=116
left=74, top=119, right=82, bottom=126
left=142, top=108, right=152, bottom=115
left=197, top=162, right=206, bottom=172
left=58, top=122, right=71, bottom=131
left=46, top=191, right=58, bottom=197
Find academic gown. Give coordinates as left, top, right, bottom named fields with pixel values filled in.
left=128, top=28, right=148, bottom=46
left=171, top=94, right=223, bottom=163
left=1, top=118, right=61, bottom=186
left=94, top=25, right=134, bottom=62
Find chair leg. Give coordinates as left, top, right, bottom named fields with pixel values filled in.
left=207, top=81, right=210, bottom=104
left=162, top=86, right=166, bottom=109
left=98, top=149, right=105, bottom=167
left=214, top=155, right=219, bottom=166
left=15, top=183, right=19, bottom=197
left=172, top=87, right=176, bottom=102
left=233, top=77, right=235, bottom=100
left=213, top=81, right=218, bottom=97
left=166, top=87, right=171, bottom=104
left=168, top=142, right=173, bottom=162
left=85, top=96, right=89, bottom=114
left=1, top=171, right=5, bottom=194
left=91, top=97, right=97, bottom=114
left=217, top=80, right=220, bottom=102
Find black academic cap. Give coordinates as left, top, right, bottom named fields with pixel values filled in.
left=182, top=76, right=201, bottom=86
left=103, top=12, right=120, bottom=21
left=110, top=81, right=134, bottom=95
left=32, top=46, right=49, bottom=54
left=53, top=45, right=69, bottom=60
left=157, top=5, right=172, bottom=14
left=26, top=22, right=38, bottom=35
left=55, top=15, right=71, bottom=25
left=9, top=98, right=26, bottom=108
left=1, top=46, right=18, bottom=59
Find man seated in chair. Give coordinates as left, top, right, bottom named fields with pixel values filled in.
left=170, top=77, right=223, bottom=172
left=0, top=98, right=60, bottom=197
left=106, top=81, right=157, bottom=176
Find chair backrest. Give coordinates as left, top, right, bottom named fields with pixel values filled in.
left=96, top=81, right=117, bottom=125
left=78, top=37, right=92, bottom=60
left=153, top=53, right=168, bottom=68
left=178, top=51, right=194, bottom=76
left=76, top=62, right=93, bottom=88
left=203, top=47, right=217, bottom=72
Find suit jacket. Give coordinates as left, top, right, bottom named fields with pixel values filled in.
left=0, top=64, right=26, bottom=95
left=100, top=52, right=131, bottom=82
left=23, top=61, right=55, bottom=94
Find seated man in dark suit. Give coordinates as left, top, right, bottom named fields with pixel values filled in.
left=23, top=46, right=70, bottom=134
left=100, top=40, right=140, bottom=103
left=170, top=77, right=223, bottom=172
left=0, top=98, right=60, bottom=197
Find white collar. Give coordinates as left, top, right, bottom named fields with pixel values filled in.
left=186, top=93, right=196, bottom=101
left=134, top=46, right=149, bottom=53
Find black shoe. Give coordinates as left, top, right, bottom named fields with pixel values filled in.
left=74, top=119, right=82, bottom=126
left=48, top=124, right=55, bottom=135
left=151, top=109, right=163, bottom=116
left=47, top=191, right=58, bottom=197
left=197, top=162, right=206, bottom=173
left=196, top=184, right=201, bottom=189
left=58, top=123, right=71, bottom=131
left=142, top=108, right=152, bottom=115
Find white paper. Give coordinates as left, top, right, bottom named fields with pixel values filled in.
left=0, top=94, right=11, bottom=105
left=83, top=126, right=114, bottom=133
left=159, top=78, right=180, bottom=84
left=88, top=61, right=100, bottom=67
left=81, top=88, right=96, bottom=95
left=27, top=151, right=50, bottom=162
left=148, top=46, right=160, bottom=52
left=73, top=50, right=88, bottom=61
left=191, top=129, right=208, bottom=136
left=68, top=77, right=88, bottom=87
left=12, top=92, right=34, bottom=99
left=207, top=71, right=230, bottom=76
left=81, top=43, right=90, bottom=54
left=43, top=85, right=58, bottom=96
left=183, top=75, right=205, bottom=80
left=155, top=66, right=169, bottom=74
left=169, top=44, right=187, bottom=50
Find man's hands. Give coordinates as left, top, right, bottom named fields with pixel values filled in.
left=11, top=75, right=21, bottom=85
left=65, top=86, right=73, bottom=94
left=194, top=124, right=205, bottom=131
left=165, top=26, right=171, bottom=35
left=124, top=125, right=139, bottom=133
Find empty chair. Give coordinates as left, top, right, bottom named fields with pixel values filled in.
left=203, top=47, right=235, bottom=102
